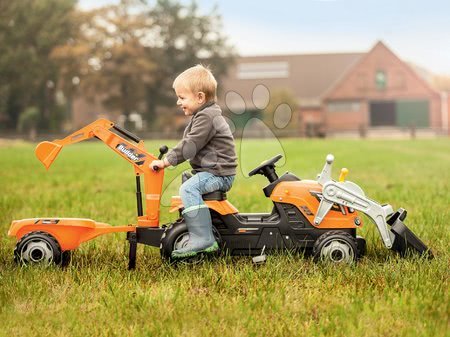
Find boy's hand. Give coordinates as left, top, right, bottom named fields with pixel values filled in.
left=150, top=159, right=169, bottom=171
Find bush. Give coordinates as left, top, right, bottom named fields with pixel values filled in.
left=17, top=106, right=40, bottom=140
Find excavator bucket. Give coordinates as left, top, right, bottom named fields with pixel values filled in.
left=35, top=141, right=62, bottom=170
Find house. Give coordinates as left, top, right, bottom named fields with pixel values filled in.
left=219, top=41, right=449, bottom=137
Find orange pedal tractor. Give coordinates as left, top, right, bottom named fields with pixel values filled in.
left=8, top=119, right=432, bottom=268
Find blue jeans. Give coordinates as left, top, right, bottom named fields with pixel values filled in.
left=179, top=172, right=235, bottom=212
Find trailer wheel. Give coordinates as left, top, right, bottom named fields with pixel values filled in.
left=14, top=231, right=64, bottom=266
left=313, top=231, right=358, bottom=264
left=160, top=220, right=221, bottom=264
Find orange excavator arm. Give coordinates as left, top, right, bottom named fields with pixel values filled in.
left=35, top=118, right=165, bottom=227
left=37, top=119, right=146, bottom=169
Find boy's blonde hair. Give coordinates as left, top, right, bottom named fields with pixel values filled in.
left=173, top=64, right=217, bottom=102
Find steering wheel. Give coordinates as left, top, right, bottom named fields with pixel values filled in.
left=248, top=154, right=283, bottom=182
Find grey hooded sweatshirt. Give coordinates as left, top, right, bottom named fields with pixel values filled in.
left=165, top=102, right=237, bottom=176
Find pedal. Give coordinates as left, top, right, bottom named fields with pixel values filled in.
left=252, top=245, right=266, bottom=264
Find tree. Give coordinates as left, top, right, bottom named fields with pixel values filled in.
left=432, top=75, right=450, bottom=91
left=52, top=1, right=155, bottom=124
left=0, top=0, right=76, bottom=130
left=262, top=89, right=299, bottom=133
left=51, top=0, right=234, bottom=130
left=143, top=0, right=235, bottom=128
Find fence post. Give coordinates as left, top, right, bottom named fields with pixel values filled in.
left=359, top=124, right=367, bottom=138
left=409, top=124, right=416, bottom=139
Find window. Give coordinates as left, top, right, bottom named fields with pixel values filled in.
left=327, top=101, right=361, bottom=112
left=237, top=62, right=289, bottom=79
left=375, top=70, right=387, bottom=90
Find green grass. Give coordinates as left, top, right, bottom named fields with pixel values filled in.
left=0, top=138, right=449, bottom=337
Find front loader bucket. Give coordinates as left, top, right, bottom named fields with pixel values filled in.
left=35, top=141, right=62, bottom=170
left=387, top=208, right=433, bottom=258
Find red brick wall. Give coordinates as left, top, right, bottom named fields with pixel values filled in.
left=299, top=107, right=324, bottom=136
left=301, top=107, right=322, bottom=125
left=323, top=101, right=368, bottom=131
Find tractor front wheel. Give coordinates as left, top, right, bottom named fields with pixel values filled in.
left=313, top=231, right=358, bottom=264
left=14, top=231, right=68, bottom=266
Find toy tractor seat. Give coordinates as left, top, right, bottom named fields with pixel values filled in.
left=181, top=171, right=227, bottom=201
left=202, top=190, right=227, bottom=201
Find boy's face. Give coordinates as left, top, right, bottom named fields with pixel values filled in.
left=174, top=86, right=206, bottom=116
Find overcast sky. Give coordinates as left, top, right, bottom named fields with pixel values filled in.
left=79, top=0, right=450, bottom=75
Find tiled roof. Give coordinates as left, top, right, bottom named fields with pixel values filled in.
left=220, top=52, right=364, bottom=107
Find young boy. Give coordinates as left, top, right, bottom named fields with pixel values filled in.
left=150, top=64, right=237, bottom=259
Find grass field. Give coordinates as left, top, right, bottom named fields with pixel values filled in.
left=0, top=138, right=449, bottom=337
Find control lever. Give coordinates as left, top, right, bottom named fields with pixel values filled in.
left=317, top=154, right=334, bottom=185
left=153, top=145, right=168, bottom=171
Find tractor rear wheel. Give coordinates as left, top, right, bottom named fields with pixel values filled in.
left=14, top=231, right=65, bottom=266
left=160, top=220, right=222, bottom=264
left=313, top=231, right=358, bottom=264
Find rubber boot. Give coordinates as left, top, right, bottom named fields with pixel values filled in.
left=171, top=206, right=219, bottom=259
